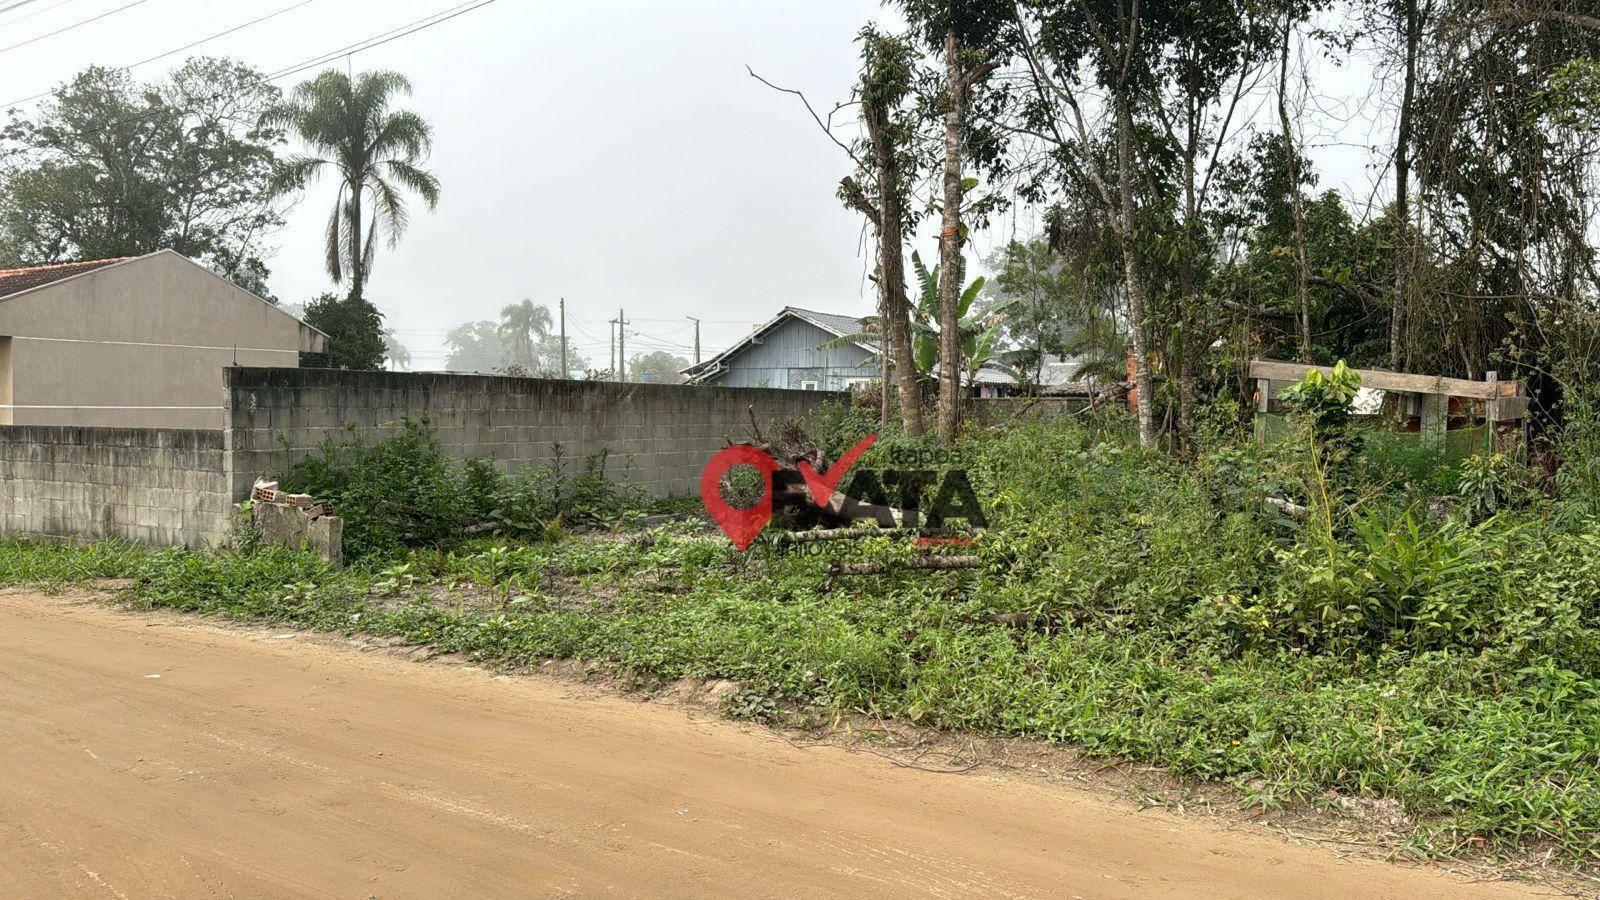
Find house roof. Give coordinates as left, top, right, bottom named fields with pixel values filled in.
left=681, top=305, right=875, bottom=381
left=0, top=250, right=329, bottom=350
left=680, top=305, right=1100, bottom=393
left=787, top=307, right=869, bottom=337
left=0, top=257, right=135, bottom=298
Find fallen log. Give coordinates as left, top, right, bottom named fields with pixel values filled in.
left=774, top=525, right=985, bottom=545
left=826, top=555, right=981, bottom=576
left=1263, top=496, right=1308, bottom=518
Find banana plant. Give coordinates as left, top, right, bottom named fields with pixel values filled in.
left=906, top=250, right=1019, bottom=386
left=822, top=250, right=1019, bottom=386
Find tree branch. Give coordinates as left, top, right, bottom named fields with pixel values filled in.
left=745, top=65, right=865, bottom=169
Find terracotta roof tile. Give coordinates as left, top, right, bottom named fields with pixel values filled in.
left=0, top=257, right=134, bottom=298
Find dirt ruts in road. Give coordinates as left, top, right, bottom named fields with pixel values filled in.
left=0, top=592, right=1547, bottom=898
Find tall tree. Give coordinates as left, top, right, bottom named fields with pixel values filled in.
left=444, top=320, right=505, bottom=373
left=498, top=299, right=554, bottom=371
left=1384, top=0, right=1426, bottom=370
left=1276, top=10, right=1313, bottom=360
left=271, top=70, right=440, bottom=305
left=987, top=237, right=1075, bottom=390
left=628, top=350, right=690, bottom=384
left=383, top=329, right=412, bottom=371
left=0, top=58, right=288, bottom=294
left=1015, top=0, right=1169, bottom=445
left=1148, top=0, right=1277, bottom=441
left=897, top=0, right=1009, bottom=443
left=842, top=26, right=928, bottom=437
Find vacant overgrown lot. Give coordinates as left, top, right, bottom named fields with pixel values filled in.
left=7, top=404, right=1600, bottom=866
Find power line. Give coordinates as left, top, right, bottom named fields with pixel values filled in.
left=0, top=0, right=148, bottom=56
left=5, top=0, right=499, bottom=140
left=0, top=0, right=49, bottom=17
left=1, top=0, right=320, bottom=108
left=0, top=0, right=67, bottom=21
left=266, top=0, right=496, bottom=83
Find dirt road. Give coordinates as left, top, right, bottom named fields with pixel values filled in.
left=0, top=592, right=1546, bottom=899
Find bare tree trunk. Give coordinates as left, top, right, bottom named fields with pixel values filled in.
left=937, top=27, right=965, bottom=445
left=1390, top=0, right=1420, bottom=371
left=346, top=180, right=364, bottom=305
left=1176, top=252, right=1197, bottom=450
left=1176, top=86, right=1200, bottom=451
left=1278, top=20, right=1311, bottom=361
left=1116, top=92, right=1156, bottom=447
left=864, top=82, right=924, bottom=437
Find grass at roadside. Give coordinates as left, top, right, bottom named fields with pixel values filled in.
left=3, top=520, right=1598, bottom=866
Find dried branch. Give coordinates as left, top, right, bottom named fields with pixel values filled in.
left=745, top=65, right=865, bottom=169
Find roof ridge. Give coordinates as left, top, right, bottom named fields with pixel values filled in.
left=0, top=256, right=136, bottom=277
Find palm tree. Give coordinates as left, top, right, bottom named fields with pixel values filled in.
left=498, top=299, right=553, bottom=371
left=272, top=70, right=440, bottom=303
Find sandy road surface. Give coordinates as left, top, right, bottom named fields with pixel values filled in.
left=0, top=592, right=1548, bottom=899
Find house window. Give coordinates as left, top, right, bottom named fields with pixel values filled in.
left=799, top=380, right=819, bottom=391
left=842, top=377, right=873, bottom=391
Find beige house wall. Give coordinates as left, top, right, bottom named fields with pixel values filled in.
left=0, top=251, right=325, bottom=429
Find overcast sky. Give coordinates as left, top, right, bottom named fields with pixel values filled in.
left=0, top=0, right=1389, bottom=369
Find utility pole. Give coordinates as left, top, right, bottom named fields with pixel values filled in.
left=558, top=297, right=568, bottom=379
left=617, top=308, right=628, bottom=382
left=686, top=316, right=701, bottom=365
left=609, top=316, right=617, bottom=380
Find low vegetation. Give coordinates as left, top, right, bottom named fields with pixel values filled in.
left=5, top=392, right=1600, bottom=866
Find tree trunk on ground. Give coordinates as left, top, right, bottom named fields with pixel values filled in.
left=863, top=81, right=924, bottom=437
left=1115, top=92, right=1156, bottom=448
left=937, top=28, right=965, bottom=445
left=1390, top=0, right=1420, bottom=371
left=1278, top=20, right=1312, bottom=361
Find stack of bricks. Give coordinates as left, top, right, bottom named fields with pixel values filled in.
left=250, top=479, right=343, bottom=569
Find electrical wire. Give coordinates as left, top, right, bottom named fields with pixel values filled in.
left=265, top=0, right=495, bottom=83
left=6, top=0, right=498, bottom=143
left=1, top=0, right=319, bottom=108
left=0, top=0, right=147, bottom=55
left=0, top=0, right=64, bottom=21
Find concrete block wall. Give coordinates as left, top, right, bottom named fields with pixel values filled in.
left=0, top=425, right=231, bottom=548
left=226, top=368, right=844, bottom=501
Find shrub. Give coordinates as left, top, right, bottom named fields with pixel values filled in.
left=281, top=420, right=637, bottom=558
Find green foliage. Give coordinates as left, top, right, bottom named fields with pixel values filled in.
left=269, top=69, right=440, bottom=302
left=444, top=300, right=589, bottom=376
left=1281, top=360, right=1361, bottom=434
left=628, top=350, right=689, bottom=384
left=301, top=292, right=386, bottom=370
left=280, top=419, right=637, bottom=558
left=0, top=58, right=286, bottom=293
left=10, top=414, right=1600, bottom=859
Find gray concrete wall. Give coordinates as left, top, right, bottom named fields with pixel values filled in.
left=0, top=250, right=324, bottom=429
left=227, top=368, right=844, bottom=500
left=0, top=425, right=231, bottom=548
